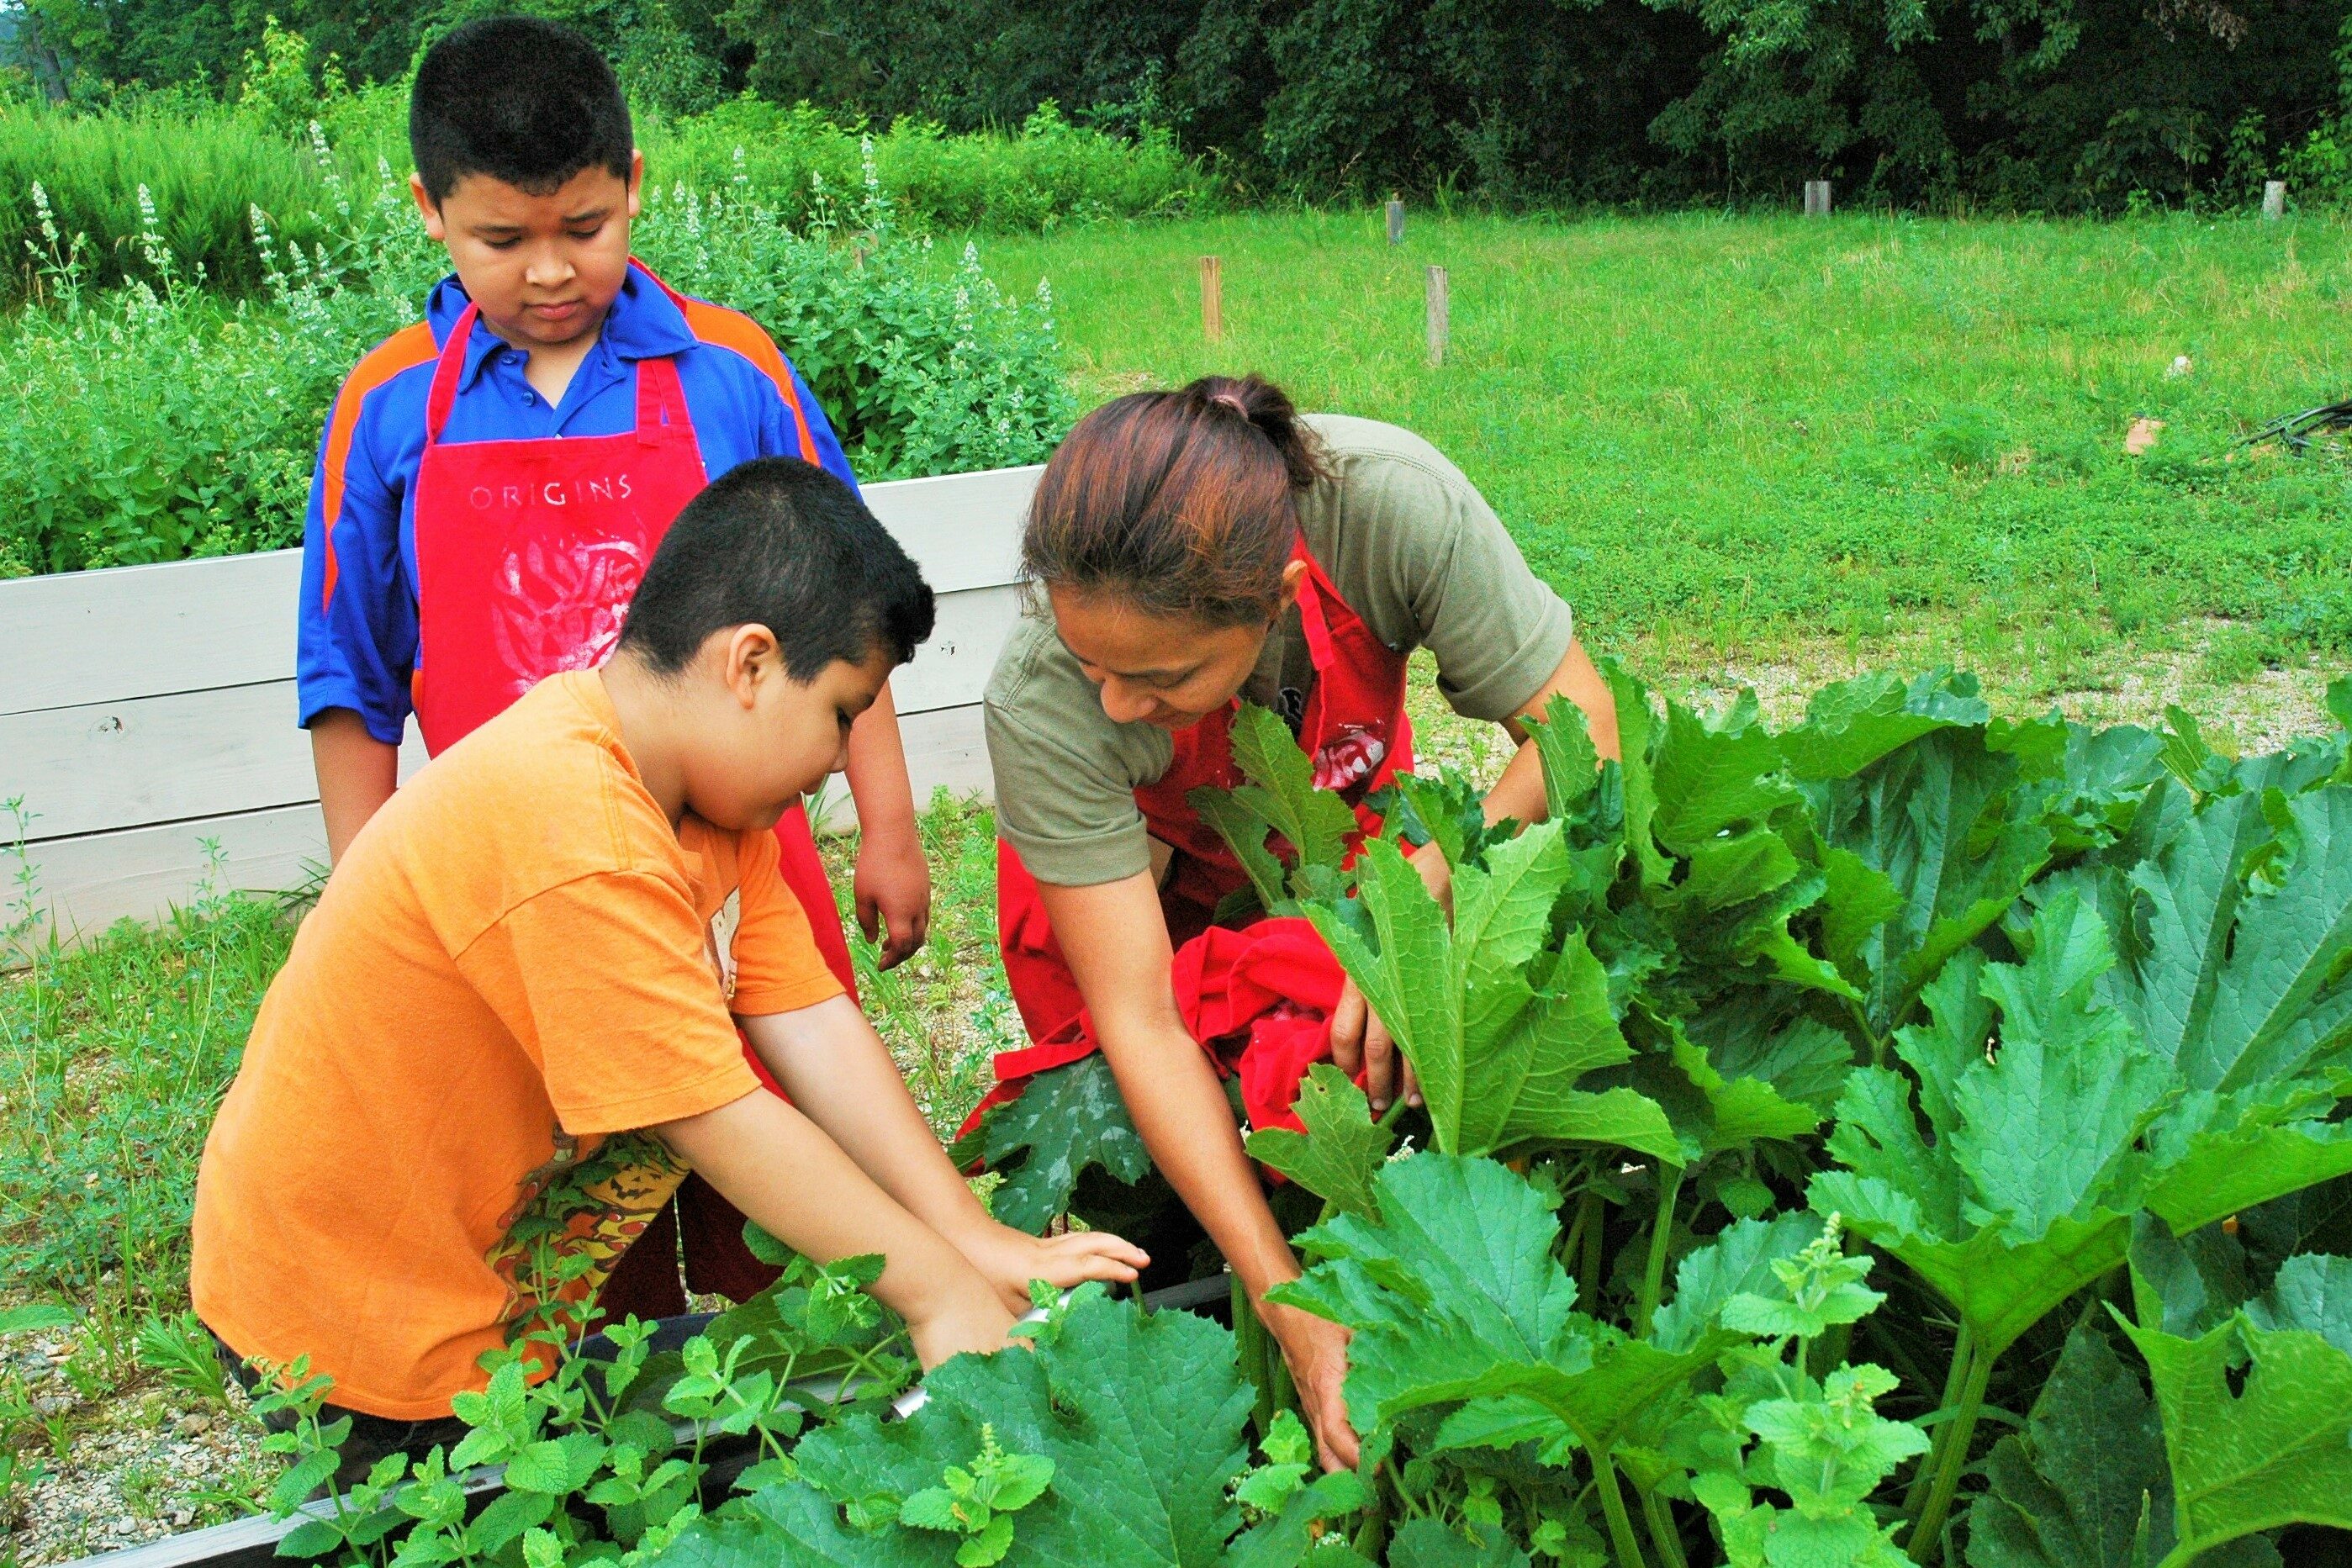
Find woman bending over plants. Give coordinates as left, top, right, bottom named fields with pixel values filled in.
left=967, top=374, right=1618, bottom=1469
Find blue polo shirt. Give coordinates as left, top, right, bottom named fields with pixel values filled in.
left=297, top=262, right=859, bottom=744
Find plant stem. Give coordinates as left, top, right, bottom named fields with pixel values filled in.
left=1901, top=1323, right=1972, bottom=1517
left=1905, top=1340, right=1995, bottom=1564
left=1635, top=1164, right=1685, bottom=1338
left=1231, top=1275, right=1280, bottom=1438
left=1640, top=1485, right=1690, bottom=1568
left=1572, top=1189, right=1604, bottom=1312
left=1590, top=1446, right=1650, bottom=1568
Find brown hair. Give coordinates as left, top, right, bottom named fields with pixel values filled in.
left=1021, top=375, right=1328, bottom=627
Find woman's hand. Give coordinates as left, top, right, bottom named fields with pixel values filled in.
left=1262, top=1300, right=1360, bottom=1471
left=1328, top=843, right=1448, bottom=1113
left=951, top=1219, right=1152, bottom=1313
left=854, top=820, right=933, bottom=970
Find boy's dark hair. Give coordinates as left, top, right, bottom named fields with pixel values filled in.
left=410, top=18, right=634, bottom=204
left=619, top=459, right=935, bottom=680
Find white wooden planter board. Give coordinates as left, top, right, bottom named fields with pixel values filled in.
left=0, top=464, right=1039, bottom=948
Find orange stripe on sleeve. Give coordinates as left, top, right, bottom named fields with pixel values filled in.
left=320, top=322, right=437, bottom=613
left=679, top=299, right=821, bottom=464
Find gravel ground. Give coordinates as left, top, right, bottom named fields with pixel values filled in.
left=5, top=1334, right=277, bottom=1567
left=7, top=631, right=2340, bottom=1567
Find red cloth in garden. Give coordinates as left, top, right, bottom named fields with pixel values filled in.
left=1171, top=916, right=1362, bottom=1142
left=964, top=534, right=1411, bottom=1142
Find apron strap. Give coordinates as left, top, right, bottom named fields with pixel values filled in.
left=635, top=355, right=690, bottom=446
left=1291, top=538, right=1343, bottom=673
left=422, top=303, right=480, bottom=448
left=423, top=295, right=690, bottom=451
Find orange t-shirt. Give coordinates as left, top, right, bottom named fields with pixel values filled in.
left=191, top=671, right=843, bottom=1419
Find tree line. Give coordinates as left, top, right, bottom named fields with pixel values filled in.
left=7, top=0, right=2344, bottom=212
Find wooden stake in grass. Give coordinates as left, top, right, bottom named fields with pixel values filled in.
left=1425, top=264, right=1449, bottom=367
left=1805, top=179, right=1832, bottom=217
left=1386, top=198, right=1405, bottom=245
left=2265, top=180, right=2286, bottom=220
left=1199, top=255, right=1224, bottom=345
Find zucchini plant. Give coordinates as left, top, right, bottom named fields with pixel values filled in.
left=256, top=663, right=2352, bottom=1567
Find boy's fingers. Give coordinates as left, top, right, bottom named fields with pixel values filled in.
left=1065, top=1233, right=1151, bottom=1268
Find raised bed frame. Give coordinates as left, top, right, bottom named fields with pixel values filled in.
left=0, top=464, right=1040, bottom=950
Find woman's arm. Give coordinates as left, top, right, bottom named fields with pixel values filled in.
left=1478, top=634, right=1620, bottom=827
left=1038, top=871, right=1361, bottom=1470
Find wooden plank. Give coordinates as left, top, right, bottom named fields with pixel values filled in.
left=860, top=466, right=1037, bottom=596
left=0, top=552, right=302, bottom=716
left=0, top=686, right=429, bottom=845
left=3, top=583, right=1004, bottom=844
left=814, top=704, right=990, bottom=832
left=15, top=803, right=330, bottom=946
left=0, top=467, right=1038, bottom=715
left=890, top=583, right=1022, bottom=718
left=16, top=705, right=991, bottom=948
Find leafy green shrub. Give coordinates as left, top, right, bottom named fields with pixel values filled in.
left=652, top=98, right=1213, bottom=233
left=0, top=141, right=1071, bottom=578
left=0, top=85, right=1203, bottom=309
left=0, top=103, right=336, bottom=295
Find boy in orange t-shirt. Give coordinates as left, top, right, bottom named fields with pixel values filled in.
left=193, top=458, right=1144, bottom=1465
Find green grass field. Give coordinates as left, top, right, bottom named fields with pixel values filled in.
left=971, top=210, right=2352, bottom=710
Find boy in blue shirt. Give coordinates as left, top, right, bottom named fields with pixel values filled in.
left=295, top=15, right=932, bottom=1321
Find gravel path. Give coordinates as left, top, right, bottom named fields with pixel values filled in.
left=5, top=1333, right=277, bottom=1567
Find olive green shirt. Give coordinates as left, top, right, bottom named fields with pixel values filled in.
left=986, top=414, right=1575, bottom=887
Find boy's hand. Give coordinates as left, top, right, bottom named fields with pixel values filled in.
left=854, top=823, right=932, bottom=970
left=954, top=1221, right=1150, bottom=1313
left=906, top=1280, right=1023, bottom=1369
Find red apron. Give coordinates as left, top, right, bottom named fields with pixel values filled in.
left=965, top=539, right=1413, bottom=1135
left=408, top=268, right=857, bottom=1308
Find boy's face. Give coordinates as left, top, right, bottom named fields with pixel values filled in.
left=684, top=630, right=897, bottom=833
left=411, top=154, right=642, bottom=353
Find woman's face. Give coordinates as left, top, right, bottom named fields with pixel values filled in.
left=1050, top=569, right=1303, bottom=731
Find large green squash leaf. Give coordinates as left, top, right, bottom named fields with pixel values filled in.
left=1244, top=1063, right=1394, bottom=1219
left=2102, top=784, right=2352, bottom=1233
left=2117, top=1253, right=2352, bottom=1564
left=1814, top=724, right=2056, bottom=1036
left=790, top=1292, right=1253, bottom=1567
left=1305, top=833, right=1674, bottom=1160
left=1810, top=893, right=2172, bottom=1356
left=1270, top=1154, right=1814, bottom=1465
left=1187, top=702, right=1361, bottom=913
left=949, top=1053, right=1150, bottom=1234
left=1779, top=668, right=1990, bottom=783
left=1967, top=1317, right=2280, bottom=1568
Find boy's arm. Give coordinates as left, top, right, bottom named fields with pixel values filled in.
left=737, top=996, right=1149, bottom=1307
left=299, top=361, right=421, bottom=863
left=652, top=1086, right=1016, bottom=1367
left=312, top=711, right=399, bottom=864
left=843, top=684, right=931, bottom=968
left=759, top=354, right=932, bottom=969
